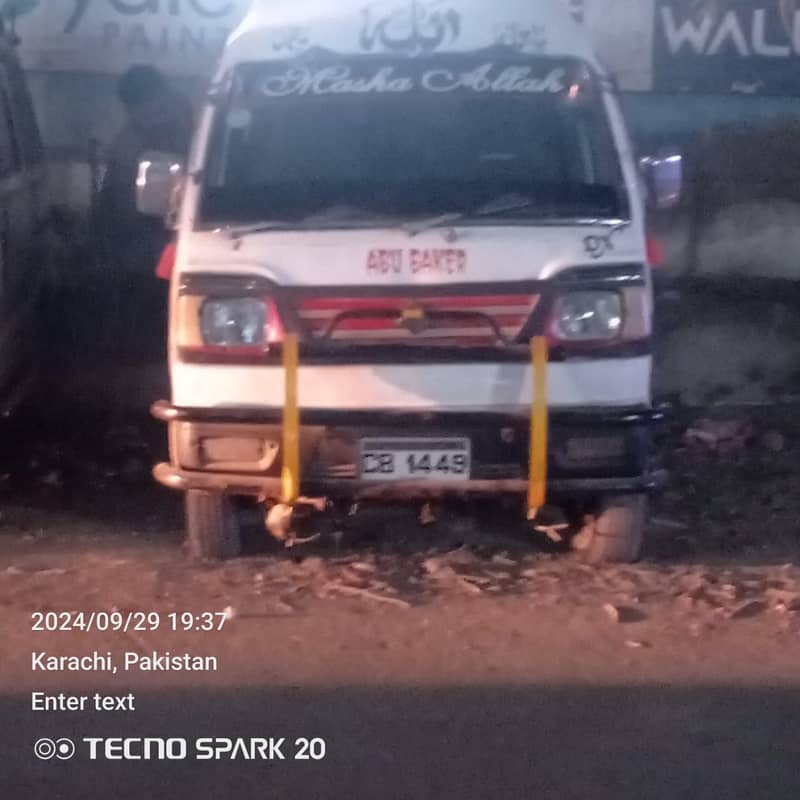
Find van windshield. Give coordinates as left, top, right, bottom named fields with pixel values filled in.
left=201, top=55, right=628, bottom=228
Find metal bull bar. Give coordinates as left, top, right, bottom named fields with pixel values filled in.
left=278, top=334, right=550, bottom=516
left=281, top=334, right=301, bottom=505
left=528, top=336, right=549, bottom=519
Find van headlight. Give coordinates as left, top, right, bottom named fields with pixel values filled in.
left=200, top=298, right=267, bottom=347
left=552, top=291, right=623, bottom=341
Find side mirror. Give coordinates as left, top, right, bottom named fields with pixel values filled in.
left=640, top=149, right=683, bottom=210
left=136, top=151, right=184, bottom=222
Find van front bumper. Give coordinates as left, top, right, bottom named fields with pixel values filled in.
left=151, top=401, right=667, bottom=501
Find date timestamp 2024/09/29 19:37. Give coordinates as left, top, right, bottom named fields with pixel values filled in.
left=32, top=611, right=228, bottom=633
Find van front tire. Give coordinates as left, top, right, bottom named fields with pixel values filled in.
left=184, top=490, right=242, bottom=561
left=575, top=495, right=647, bottom=565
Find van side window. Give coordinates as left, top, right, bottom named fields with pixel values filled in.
left=0, top=77, right=19, bottom=178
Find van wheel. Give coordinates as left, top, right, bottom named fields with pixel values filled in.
left=572, top=495, right=647, bottom=565
left=184, top=490, right=242, bottom=561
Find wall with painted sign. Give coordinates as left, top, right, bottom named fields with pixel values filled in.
left=10, top=0, right=250, bottom=77
left=8, top=0, right=662, bottom=184
left=653, top=0, right=800, bottom=95
left=12, top=0, right=800, bottom=239
left=6, top=0, right=800, bottom=96
left=5, top=1, right=797, bottom=406
left=7, top=1, right=654, bottom=87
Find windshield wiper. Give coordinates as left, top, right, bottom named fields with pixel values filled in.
left=220, top=220, right=297, bottom=240
left=221, top=207, right=391, bottom=239
left=402, top=194, right=536, bottom=237
left=402, top=192, right=629, bottom=237
left=218, top=193, right=625, bottom=240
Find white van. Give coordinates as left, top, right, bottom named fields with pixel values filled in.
left=141, top=0, right=679, bottom=562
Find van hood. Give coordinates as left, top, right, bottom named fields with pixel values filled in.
left=181, top=224, right=645, bottom=286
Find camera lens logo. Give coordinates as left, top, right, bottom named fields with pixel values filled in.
left=34, top=738, right=75, bottom=761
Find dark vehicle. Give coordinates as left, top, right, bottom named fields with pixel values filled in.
left=0, top=21, right=47, bottom=414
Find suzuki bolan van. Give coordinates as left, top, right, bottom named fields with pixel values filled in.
left=139, top=0, right=680, bottom=562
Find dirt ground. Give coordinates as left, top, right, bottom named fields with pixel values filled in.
left=1, top=400, right=799, bottom=799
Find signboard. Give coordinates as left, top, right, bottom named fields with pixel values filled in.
left=6, top=0, right=657, bottom=89
left=653, top=0, right=800, bottom=94
left=6, top=0, right=800, bottom=95
left=6, top=0, right=250, bottom=76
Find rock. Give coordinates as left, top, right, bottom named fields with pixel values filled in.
left=419, top=503, right=437, bottom=526
left=760, top=430, right=786, bottom=453
left=35, top=568, right=67, bottom=577
left=424, top=562, right=483, bottom=596
left=422, top=548, right=478, bottom=575
left=684, top=418, right=753, bottom=453
left=297, top=556, right=324, bottom=574
left=624, top=639, right=652, bottom=649
left=446, top=547, right=480, bottom=567
left=322, top=580, right=411, bottom=609
left=428, top=563, right=455, bottom=581
left=455, top=575, right=483, bottom=595
left=650, top=517, right=690, bottom=531
left=491, top=553, right=516, bottom=567
left=2, top=565, right=23, bottom=576
left=603, top=603, right=647, bottom=624
left=720, top=583, right=740, bottom=601
left=729, top=600, right=768, bottom=620
left=460, top=574, right=491, bottom=587
left=39, top=470, right=63, bottom=488
left=676, top=594, right=696, bottom=612
left=349, top=561, right=376, bottom=574
left=422, top=557, right=444, bottom=576
left=272, top=599, right=295, bottom=614
left=571, top=526, right=593, bottom=552
left=765, top=588, right=800, bottom=607
left=689, top=621, right=714, bottom=638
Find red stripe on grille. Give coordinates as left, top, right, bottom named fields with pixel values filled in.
left=300, top=295, right=537, bottom=311
left=297, top=294, right=539, bottom=343
left=304, top=314, right=531, bottom=331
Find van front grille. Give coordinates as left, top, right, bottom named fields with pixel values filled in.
left=296, top=294, right=540, bottom=346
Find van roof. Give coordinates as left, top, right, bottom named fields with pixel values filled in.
left=222, top=0, right=599, bottom=71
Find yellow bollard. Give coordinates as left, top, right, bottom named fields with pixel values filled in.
left=281, top=334, right=300, bottom=505
left=527, top=336, right=549, bottom=519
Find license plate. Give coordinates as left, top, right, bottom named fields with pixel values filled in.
left=359, top=438, right=471, bottom=481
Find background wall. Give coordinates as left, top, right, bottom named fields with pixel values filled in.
left=26, top=70, right=204, bottom=211
left=7, top=0, right=799, bottom=407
